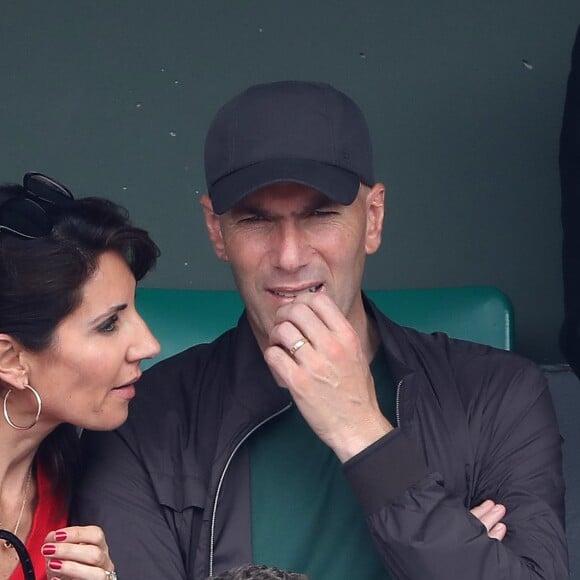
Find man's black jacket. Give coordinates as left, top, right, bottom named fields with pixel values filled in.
left=75, top=298, right=567, bottom=579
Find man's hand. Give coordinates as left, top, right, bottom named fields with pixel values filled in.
left=263, top=292, right=393, bottom=463
left=470, top=500, right=507, bottom=541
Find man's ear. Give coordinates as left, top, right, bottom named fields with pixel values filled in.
left=0, top=335, right=28, bottom=390
left=365, top=182, right=386, bottom=255
left=200, top=194, right=229, bottom=262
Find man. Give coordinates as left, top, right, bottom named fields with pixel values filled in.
left=560, top=25, right=580, bottom=378
left=75, top=81, right=567, bottom=579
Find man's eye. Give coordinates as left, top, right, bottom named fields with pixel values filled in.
left=311, top=210, right=337, bottom=217
left=239, top=215, right=266, bottom=223
left=98, top=315, right=119, bottom=333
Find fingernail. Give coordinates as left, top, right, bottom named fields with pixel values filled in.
left=42, top=544, right=56, bottom=555
left=54, top=530, right=67, bottom=541
left=48, top=559, right=63, bottom=571
left=492, top=504, right=504, bottom=513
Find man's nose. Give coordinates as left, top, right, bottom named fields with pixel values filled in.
left=271, top=222, right=309, bottom=271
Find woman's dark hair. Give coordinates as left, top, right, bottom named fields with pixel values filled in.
left=0, top=182, right=160, bottom=494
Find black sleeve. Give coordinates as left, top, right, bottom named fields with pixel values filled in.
left=72, top=428, right=191, bottom=579
left=345, top=363, right=568, bottom=579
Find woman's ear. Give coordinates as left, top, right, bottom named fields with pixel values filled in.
left=0, top=335, right=28, bottom=390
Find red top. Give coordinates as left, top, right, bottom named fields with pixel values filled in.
left=10, top=464, right=68, bottom=580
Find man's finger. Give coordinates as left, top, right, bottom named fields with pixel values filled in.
left=469, top=499, right=495, bottom=521
left=470, top=500, right=507, bottom=540
left=488, top=522, right=507, bottom=541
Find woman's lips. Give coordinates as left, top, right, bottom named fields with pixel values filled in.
left=111, top=384, right=136, bottom=400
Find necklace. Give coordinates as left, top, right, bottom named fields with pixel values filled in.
left=1, top=466, right=33, bottom=549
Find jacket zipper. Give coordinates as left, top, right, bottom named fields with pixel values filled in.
left=208, top=402, right=293, bottom=576
left=395, top=378, right=404, bottom=427
left=209, top=377, right=404, bottom=573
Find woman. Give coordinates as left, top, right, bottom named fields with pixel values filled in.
left=0, top=172, right=160, bottom=579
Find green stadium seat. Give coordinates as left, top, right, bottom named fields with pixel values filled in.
left=136, top=286, right=513, bottom=368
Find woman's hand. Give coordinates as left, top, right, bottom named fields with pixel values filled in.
left=42, top=526, right=116, bottom=579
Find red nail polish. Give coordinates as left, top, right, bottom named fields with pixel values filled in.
left=48, top=559, right=63, bottom=571
left=54, top=531, right=67, bottom=541
left=42, top=544, right=56, bottom=555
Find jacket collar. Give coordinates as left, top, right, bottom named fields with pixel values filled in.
left=223, top=311, right=293, bottom=430
left=363, top=293, right=418, bottom=382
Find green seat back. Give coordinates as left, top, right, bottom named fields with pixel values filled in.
left=136, top=286, right=513, bottom=368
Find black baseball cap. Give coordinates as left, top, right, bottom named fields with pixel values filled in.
left=204, top=81, right=375, bottom=214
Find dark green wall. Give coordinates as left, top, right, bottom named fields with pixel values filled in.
left=2, top=1, right=580, bottom=363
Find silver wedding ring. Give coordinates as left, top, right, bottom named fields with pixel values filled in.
left=105, top=571, right=118, bottom=580
left=289, top=337, right=309, bottom=356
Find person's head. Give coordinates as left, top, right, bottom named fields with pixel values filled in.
left=0, top=172, right=161, bottom=437
left=201, top=81, right=385, bottom=349
left=208, top=563, right=308, bottom=580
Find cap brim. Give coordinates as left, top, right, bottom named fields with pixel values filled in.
left=209, top=158, right=360, bottom=214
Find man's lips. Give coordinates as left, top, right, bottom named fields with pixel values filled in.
left=269, top=284, right=324, bottom=298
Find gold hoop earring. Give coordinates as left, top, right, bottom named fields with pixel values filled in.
left=3, top=384, right=42, bottom=430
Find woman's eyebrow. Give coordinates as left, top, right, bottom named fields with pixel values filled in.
left=89, top=303, right=128, bottom=325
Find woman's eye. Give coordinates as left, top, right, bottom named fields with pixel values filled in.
left=98, top=315, right=119, bottom=333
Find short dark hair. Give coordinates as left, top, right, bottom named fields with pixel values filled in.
left=0, top=183, right=159, bottom=493
left=208, top=564, right=308, bottom=580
